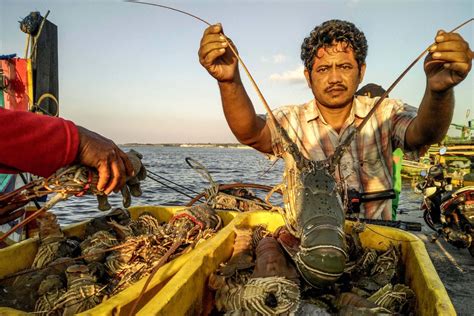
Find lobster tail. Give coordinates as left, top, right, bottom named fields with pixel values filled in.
left=283, top=158, right=347, bottom=288
left=296, top=219, right=347, bottom=287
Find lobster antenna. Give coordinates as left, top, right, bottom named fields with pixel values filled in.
left=331, top=17, right=474, bottom=168
left=356, top=17, right=473, bottom=134
left=125, top=1, right=282, bottom=135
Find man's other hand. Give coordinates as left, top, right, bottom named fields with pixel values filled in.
left=425, top=30, right=472, bottom=92
left=198, top=23, right=239, bottom=82
left=76, top=126, right=134, bottom=195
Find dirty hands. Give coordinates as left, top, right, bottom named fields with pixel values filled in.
left=425, top=30, right=472, bottom=92
left=199, top=23, right=239, bottom=82
left=95, top=149, right=147, bottom=211
left=76, top=126, right=134, bottom=195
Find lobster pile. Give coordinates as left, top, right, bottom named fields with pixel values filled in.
left=208, top=223, right=416, bottom=315
left=0, top=205, right=222, bottom=314
left=0, top=149, right=147, bottom=242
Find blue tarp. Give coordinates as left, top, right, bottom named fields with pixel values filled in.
left=0, top=174, right=15, bottom=193
left=0, top=54, right=17, bottom=60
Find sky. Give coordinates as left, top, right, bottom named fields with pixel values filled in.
left=1, top=0, right=473, bottom=144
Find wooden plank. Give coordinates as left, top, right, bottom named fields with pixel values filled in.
left=32, top=19, right=59, bottom=116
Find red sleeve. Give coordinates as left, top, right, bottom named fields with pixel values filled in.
left=0, top=108, right=80, bottom=177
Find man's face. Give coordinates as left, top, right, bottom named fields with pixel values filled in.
left=304, top=42, right=366, bottom=109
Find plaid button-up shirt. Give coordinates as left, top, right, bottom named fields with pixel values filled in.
left=268, top=96, right=418, bottom=219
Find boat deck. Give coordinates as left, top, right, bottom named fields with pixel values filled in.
left=398, top=210, right=474, bottom=316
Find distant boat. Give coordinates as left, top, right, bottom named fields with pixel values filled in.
left=402, top=142, right=473, bottom=187
left=401, top=159, right=432, bottom=178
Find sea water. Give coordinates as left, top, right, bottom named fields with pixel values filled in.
left=52, top=146, right=422, bottom=225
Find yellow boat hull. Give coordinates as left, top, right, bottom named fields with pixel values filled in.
left=0, top=208, right=455, bottom=315
left=138, top=211, right=456, bottom=316
left=0, top=205, right=237, bottom=315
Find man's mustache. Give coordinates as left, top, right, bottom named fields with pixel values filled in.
left=325, top=85, right=347, bottom=92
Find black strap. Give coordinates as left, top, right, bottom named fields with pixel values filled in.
left=359, top=189, right=396, bottom=202
left=346, top=217, right=422, bottom=232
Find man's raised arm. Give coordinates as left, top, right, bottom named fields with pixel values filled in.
left=406, top=30, right=472, bottom=149
left=198, top=23, right=273, bottom=154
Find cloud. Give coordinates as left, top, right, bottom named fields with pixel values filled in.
left=347, top=0, right=361, bottom=8
left=269, top=65, right=306, bottom=83
left=272, top=54, right=287, bottom=64
left=261, top=54, right=287, bottom=64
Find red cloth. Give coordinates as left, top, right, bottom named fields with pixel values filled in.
left=0, top=107, right=80, bottom=177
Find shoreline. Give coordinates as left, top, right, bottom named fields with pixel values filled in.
left=121, top=143, right=251, bottom=149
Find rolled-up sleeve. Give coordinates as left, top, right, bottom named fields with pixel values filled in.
left=390, top=100, right=419, bottom=160
left=0, top=108, right=80, bottom=177
left=265, top=106, right=301, bottom=158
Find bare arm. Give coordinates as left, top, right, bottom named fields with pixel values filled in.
left=0, top=109, right=133, bottom=194
left=218, top=79, right=273, bottom=153
left=405, top=86, right=454, bottom=147
left=199, top=24, right=273, bottom=153
left=406, top=30, right=472, bottom=148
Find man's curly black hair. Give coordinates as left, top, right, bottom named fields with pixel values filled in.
left=301, top=19, right=368, bottom=72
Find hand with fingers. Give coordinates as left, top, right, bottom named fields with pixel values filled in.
left=96, top=149, right=146, bottom=211
left=425, top=30, right=473, bottom=92
left=198, top=23, right=239, bottom=83
left=76, top=126, right=134, bottom=196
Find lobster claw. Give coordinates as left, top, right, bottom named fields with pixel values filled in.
left=125, top=149, right=147, bottom=197
left=96, top=194, right=111, bottom=211
left=121, top=184, right=131, bottom=208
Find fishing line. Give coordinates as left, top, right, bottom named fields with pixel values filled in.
left=145, top=168, right=202, bottom=195
left=146, top=173, right=204, bottom=202
left=364, top=224, right=420, bottom=243
left=257, top=158, right=279, bottom=180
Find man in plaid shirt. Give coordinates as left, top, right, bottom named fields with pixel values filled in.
left=198, top=20, right=472, bottom=219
